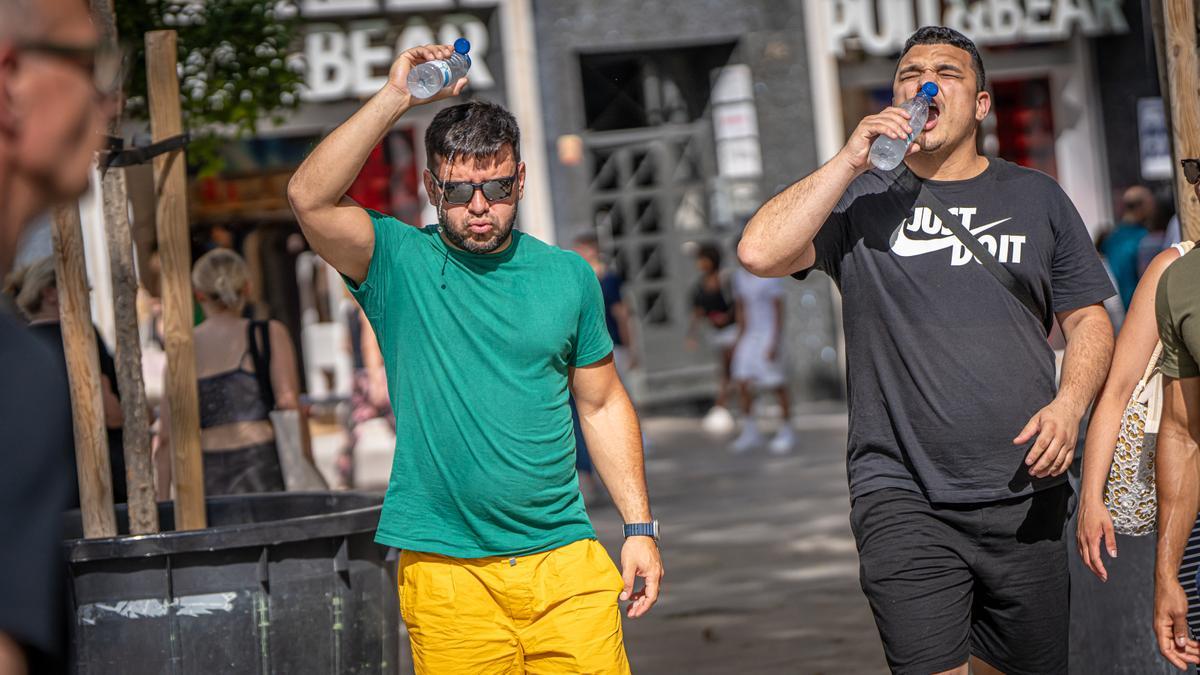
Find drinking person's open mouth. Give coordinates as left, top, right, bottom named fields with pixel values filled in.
left=925, top=103, right=940, bottom=131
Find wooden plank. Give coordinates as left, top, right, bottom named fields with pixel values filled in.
left=1161, top=0, right=1200, bottom=241
left=146, top=30, right=206, bottom=530
left=103, top=167, right=159, bottom=533
left=91, top=0, right=158, bottom=534
left=51, top=204, right=117, bottom=538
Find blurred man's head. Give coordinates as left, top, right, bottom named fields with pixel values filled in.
left=894, top=26, right=991, bottom=157
left=572, top=233, right=599, bottom=261
left=0, top=0, right=113, bottom=273
left=696, top=243, right=721, bottom=275
left=1120, top=185, right=1155, bottom=226
left=423, top=101, right=525, bottom=255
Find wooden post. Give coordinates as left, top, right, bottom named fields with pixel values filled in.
left=103, top=168, right=158, bottom=532
left=1160, top=0, right=1200, bottom=241
left=91, top=0, right=158, bottom=534
left=146, top=30, right=206, bottom=530
left=51, top=204, right=117, bottom=538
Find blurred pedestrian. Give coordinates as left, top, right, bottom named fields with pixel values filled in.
left=7, top=256, right=127, bottom=506
left=1152, top=160, right=1200, bottom=671
left=1137, top=195, right=1175, bottom=277
left=728, top=266, right=794, bottom=454
left=1103, top=185, right=1156, bottom=308
left=155, top=249, right=302, bottom=496
left=741, top=26, right=1114, bottom=674
left=289, top=46, right=662, bottom=672
left=0, top=0, right=115, bottom=670
left=338, top=303, right=394, bottom=489
left=686, top=243, right=738, bottom=434
left=573, top=233, right=637, bottom=375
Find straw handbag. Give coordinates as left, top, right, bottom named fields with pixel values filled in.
left=1104, top=240, right=1195, bottom=535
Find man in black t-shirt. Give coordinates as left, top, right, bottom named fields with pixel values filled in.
left=0, top=0, right=114, bottom=672
left=741, top=27, right=1114, bottom=674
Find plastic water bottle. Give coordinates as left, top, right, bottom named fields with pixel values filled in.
left=406, top=38, right=471, bottom=99
left=869, top=82, right=939, bottom=171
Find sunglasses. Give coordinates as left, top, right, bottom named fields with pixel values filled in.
left=430, top=173, right=517, bottom=205
left=20, top=41, right=125, bottom=99
left=1182, top=159, right=1200, bottom=185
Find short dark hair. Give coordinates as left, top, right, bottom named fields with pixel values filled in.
left=696, top=243, right=722, bottom=269
left=573, top=232, right=599, bottom=248
left=900, top=26, right=986, bottom=92
left=425, top=100, right=521, bottom=175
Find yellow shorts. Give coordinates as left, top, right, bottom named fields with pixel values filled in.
left=399, top=538, right=631, bottom=674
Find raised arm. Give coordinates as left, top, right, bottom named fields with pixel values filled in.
left=738, top=108, right=919, bottom=277
left=288, top=44, right=467, bottom=284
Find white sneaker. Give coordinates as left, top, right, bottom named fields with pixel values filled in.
left=730, top=423, right=764, bottom=454
left=702, top=405, right=736, bottom=435
left=768, top=425, right=796, bottom=455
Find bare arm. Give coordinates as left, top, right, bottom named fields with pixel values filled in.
left=267, top=320, right=301, bottom=411
left=768, top=295, right=785, bottom=360
left=1078, top=249, right=1181, bottom=579
left=0, top=631, right=26, bottom=675
left=1015, top=304, right=1113, bottom=477
left=288, top=44, right=466, bottom=284
left=611, top=300, right=636, bottom=364
left=360, top=313, right=390, bottom=408
left=738, top=108, right=918, bottom=277
left=100, top=374, right=122, bottom=429
left=154, top=373, right=172, bottom=500
left=1155, top=377, right=1200, bottom=669
left=571, top=356, right=663, bottom=619
left=1056, top=304, right=1116, bottom=416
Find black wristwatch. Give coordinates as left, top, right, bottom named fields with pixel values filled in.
left=623, top=520, right=659, bottom=541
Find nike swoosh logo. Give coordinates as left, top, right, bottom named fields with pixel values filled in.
left=889, top=217, right=1012, bottom=257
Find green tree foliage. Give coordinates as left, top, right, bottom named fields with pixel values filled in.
left=116, top=0, right=303, bottom=174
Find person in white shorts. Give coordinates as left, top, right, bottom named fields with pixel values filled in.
left=730, top=267, right=794, bottom=454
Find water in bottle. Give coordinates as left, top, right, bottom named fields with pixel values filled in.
left=406, top=38, right=471, bottom=99
left=868, top=81, right=939, bottom=171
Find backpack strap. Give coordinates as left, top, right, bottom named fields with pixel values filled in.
left=246, top=320, right=276, bottom=411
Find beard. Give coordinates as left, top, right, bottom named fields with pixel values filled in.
left=439, top=201, right=519, bottom=254
left=916, top=128, right=946, bottom=153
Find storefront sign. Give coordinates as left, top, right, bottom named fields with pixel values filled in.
left=1138, top=97, right=1171, bottom=181
left=826, top=0, right=1129, bottom=57
left=301, top=0, right=498, bottom=102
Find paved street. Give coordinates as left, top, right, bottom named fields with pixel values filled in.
left=314, top=409, right=886, bottom=673
left=314, top=409, right=1196, bottom=674
left=591, top=413, right=886, bottom=675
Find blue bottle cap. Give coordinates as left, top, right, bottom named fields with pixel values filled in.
left=454, top=38, right=471, bottom=54
left=920, top=82, right=939, bottom=98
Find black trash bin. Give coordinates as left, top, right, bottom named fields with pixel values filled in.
left=62, top=492, right=399, bottom=674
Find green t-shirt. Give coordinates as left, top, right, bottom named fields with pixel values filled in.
left=1157, top=247, right=1200, bottom=379
left=345, top=210, right=613, bottom=558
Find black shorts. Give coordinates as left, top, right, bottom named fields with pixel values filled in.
left=850, top=484, right=1071, bottom=675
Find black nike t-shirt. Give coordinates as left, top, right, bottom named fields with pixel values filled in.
left=798, top=158, right=1114, bottom=503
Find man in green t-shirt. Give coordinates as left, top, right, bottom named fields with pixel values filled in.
left=1152, top=161, right=1200, bottom=670
left=288, top=43, right=662, bottom=673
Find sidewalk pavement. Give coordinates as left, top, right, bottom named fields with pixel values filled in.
left=309, top=409, right=886, bottom=673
